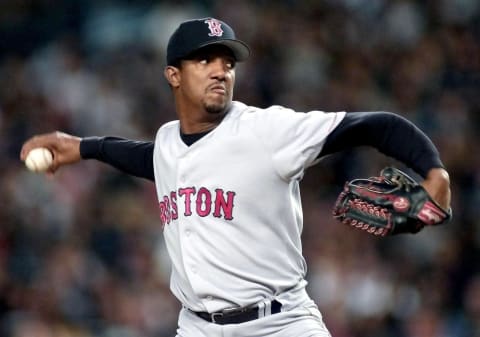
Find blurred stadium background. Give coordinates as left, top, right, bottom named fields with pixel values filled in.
left=1, top=1, right=479, bottom=336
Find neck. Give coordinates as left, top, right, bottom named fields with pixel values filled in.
left=176, top=102, right=230, bottom=134
left=180, top=119, right=222, bottom=134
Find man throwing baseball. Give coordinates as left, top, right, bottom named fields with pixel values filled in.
left=21, top=18, right=451, bottom=337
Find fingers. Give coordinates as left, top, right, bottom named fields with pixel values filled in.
left=20, top=133, right=56, bottom=161
left=46, top=166, right=58, bottom=175
left=20, top=131, right=82, bottom=173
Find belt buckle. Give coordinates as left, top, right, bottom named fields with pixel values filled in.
left=211, top=312, right=224, bottom=323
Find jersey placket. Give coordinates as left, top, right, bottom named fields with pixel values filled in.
left=175, top=148, right=206, bottom=308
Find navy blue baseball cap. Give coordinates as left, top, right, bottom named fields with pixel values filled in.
left=166, top=18, right=250, bottom=66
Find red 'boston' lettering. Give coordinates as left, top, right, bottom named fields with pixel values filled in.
left=213, top=189, right=235, bottom=220
left=159, top=201, right=167, bottom=226
left=178, top=187, right=196, bottom=216
left=170, top=191, right=178, bottom=220
left=163, top=195, right=171, bottom=224
left=196, top=187, right=212, bottom=217
left=159, top=187, right=235, bottom=224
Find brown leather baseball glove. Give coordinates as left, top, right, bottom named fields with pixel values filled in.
left=332, top=167, right=452, bottom=236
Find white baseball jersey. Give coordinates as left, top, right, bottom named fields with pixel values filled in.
left=153, top=101, right=345, bottom=313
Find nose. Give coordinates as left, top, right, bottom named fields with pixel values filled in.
left=210, top=58, right=230, bottom=80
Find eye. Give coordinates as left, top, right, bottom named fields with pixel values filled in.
left=226, top=59, right=236, bottom=69
left=199, top=59, right=208, bottom=65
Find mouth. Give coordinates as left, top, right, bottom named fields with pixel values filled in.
left=208, top=84, right=227, bottom=95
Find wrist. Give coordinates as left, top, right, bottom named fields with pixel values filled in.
left=422, top=168, right=451, bottom=210
left=80, top=136, right=103, bottom=159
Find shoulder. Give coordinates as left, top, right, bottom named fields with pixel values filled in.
left=157, top=120, right=179, bottom=133
left=159, top=120, right=179, bottom=129
left=230, top=102, right=346, bottom=130
left=230, top=101, right=296, bottom=119
left=229, top=101, right=290, bottom=113
left=240, top=102, right=345, bottom=123
left=155, top=120, right=179, bottom=141
left=234, top=102, right=341, bottom=118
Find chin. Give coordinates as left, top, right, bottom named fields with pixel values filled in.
left=205, top=101, right=229, bottom=114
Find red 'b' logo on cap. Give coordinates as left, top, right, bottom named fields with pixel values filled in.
left=204, top=19, right=224, bottom=37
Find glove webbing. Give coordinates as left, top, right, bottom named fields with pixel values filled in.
left=335, top=191, right=393, bottom=236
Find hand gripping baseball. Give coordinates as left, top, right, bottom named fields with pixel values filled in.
left=20, top=131, right=82, bottom=174
left=332, top=167, right=452, bottom=236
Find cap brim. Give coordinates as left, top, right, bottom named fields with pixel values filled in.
left=197, top=39, right=251, bottom=62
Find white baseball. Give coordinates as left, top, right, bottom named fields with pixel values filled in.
left=25, top=147, right=54, bottom=172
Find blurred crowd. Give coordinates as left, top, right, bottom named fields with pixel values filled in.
left=1, top=0, right=479, bottom=336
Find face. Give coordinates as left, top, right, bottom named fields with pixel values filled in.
left=167, top=45, right=236, bottom=115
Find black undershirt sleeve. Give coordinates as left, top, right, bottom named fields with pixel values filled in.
left=78, top=112, right=443, bottom=182
left=80, top=136, right=155, bottom=181
left=78, top=132, right=210, bottom=182
left=319, top=111, right=444, bottom=178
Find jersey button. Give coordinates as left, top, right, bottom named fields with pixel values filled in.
left=185, top=230, right=191, bottom=237
left=191, top=266, right=197, bottom=274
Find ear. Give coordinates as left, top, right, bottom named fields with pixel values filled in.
left=164, top=66, right=181, bottom=88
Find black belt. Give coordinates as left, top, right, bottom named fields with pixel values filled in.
left=192, top=300, right=282, bottom=325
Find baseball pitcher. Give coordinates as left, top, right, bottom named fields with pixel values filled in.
left=21, top=18, right=451, bottom=337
